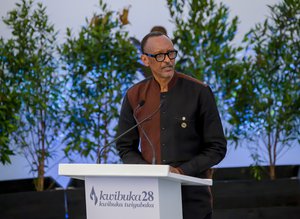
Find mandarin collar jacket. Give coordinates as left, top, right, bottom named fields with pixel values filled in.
left=116, top=71, right=227, bottom=179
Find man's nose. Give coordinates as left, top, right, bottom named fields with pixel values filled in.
left=163, top=54, right=171, bottom=62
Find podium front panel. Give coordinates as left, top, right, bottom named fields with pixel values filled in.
left=85, top=176, right=182, bottom=219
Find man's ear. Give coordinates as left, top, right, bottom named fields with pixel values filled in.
left=141, top=54, right=149, bottom=67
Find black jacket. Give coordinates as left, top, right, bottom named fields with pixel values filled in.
left=116, top=71, right=227, bottom=218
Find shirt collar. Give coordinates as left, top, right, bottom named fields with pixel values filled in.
left=151, top=71, right=178, bottom=92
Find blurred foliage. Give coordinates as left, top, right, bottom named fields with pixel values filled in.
left=1, top=0, right=63, bottom=190
left=0, top=44, right=20, bottom=164
left=167, top=0, right=242, bottom=101
left=59, top=0, right=138, bottom=163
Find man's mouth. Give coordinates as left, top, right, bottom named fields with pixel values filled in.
left=162, top=65, right=173, bottom=70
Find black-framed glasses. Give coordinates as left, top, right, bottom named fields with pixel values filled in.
left=143, top=50, right=178, bottom=62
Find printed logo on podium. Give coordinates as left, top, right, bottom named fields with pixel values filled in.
left=90, top=186, right=98, bottom=206
left=88, top=185, right=155, bottom=209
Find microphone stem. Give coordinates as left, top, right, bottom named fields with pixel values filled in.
left=133, top=114, right=156, bottom=165
left=133, top=101, right=164, bottom=165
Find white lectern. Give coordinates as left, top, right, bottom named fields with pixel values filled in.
left=59, top=164, right=212, bottom=219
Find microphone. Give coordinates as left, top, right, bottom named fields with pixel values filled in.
left=96, top=100, right=163, bottom=164
left=133, top=100, right=156, bottom=165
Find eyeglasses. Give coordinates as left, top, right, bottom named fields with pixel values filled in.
left=143, top=50, right=178, bottom=62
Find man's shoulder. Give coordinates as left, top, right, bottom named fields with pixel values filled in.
left=127, top=77, right=152, bottom=93
left=176, top=72, right=208, bottom=88
left=125, top=77, right=157, bottom=108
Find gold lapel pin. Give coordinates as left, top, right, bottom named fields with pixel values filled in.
left=181, top=117, right=187, bottom=128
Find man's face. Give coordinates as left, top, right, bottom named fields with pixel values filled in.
left=141, top=35, right=176, bottom=81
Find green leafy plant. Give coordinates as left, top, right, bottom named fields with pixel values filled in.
left=0, top=43, right=20, bottom=164
left=227, top=0, right=300, bottom=179
left=1, top=0, right=63, bottom=190
left=59, top=0, right=138, bottom=163
left=166, top=0, right=242, bottom=103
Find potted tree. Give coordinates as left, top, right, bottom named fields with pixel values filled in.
left=59, top=1, right=138, bottom=218
left=1, top=0, right=64, bottom=192
left=59, top=0, right=138, bottom=164
left=213, top=0, right=300, bottom=217
left=166, top=0, right=242, bottom=116
left=225, top=0, right=300, bottom=180
left=0, top=0, right=66, bottom=218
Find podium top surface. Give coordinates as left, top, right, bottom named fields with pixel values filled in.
left=59, top=163, right=212, bottom=186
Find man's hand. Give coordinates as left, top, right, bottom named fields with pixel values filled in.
left=169, top=166, right=183, bottom=174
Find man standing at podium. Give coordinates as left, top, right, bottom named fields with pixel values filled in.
left=116, top=31, right=227, bottom=219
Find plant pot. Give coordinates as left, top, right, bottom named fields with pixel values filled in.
left=0, top=177, right=66, bottom=219
left=211, top=165, right=300, bottom=219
